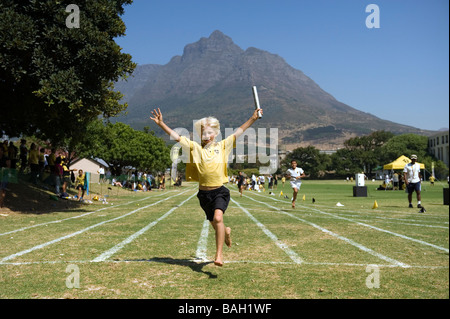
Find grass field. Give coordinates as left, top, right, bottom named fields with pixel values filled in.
left=0, top=179, right=448, bottom=300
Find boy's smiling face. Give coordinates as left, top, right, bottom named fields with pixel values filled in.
left=201, top=125, right=217, bottom=147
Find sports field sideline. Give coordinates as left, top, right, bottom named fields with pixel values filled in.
left=0, top=180, right=448, bottom=299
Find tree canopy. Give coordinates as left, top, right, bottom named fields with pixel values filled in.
left=0, top=0, right=135, bottom=144
left=76, top=121, right=172, bottom=176
left=286, top=131, right=448, bottom=179
left=281, top=145, right=330, bottom=179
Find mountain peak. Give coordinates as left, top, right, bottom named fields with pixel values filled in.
left=182, top=30, right=242, bottom=61
left=208, top=30, right=229, bottom=41
left=115, top=31, right=431, bottom=149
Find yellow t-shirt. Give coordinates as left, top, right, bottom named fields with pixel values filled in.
left=179, top=134, right=235, bottom=186
left=75, top=174, right=85, bottom=186
left=28, top=149, right=39, bottom=165
left=48, top=153, right=56, bottom=166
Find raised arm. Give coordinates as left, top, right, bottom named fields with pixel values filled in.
left=149, top=108, right=181, bottom=142
left=233, top=108, right=263, bottom=140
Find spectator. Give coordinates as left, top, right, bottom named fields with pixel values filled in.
left=159, top=174, right=165, bottom=190
left=53, top=156, right=63, bottom=195
left=19, top=139, right=28, bottom=173
left=28, top=143, right=39, bottom=184
left=98, top=167, right=105, bottom=184
left=47, top=148, right=56, bottom=174
left=61, top=156, right=73, bottom=196
left=75, top=169, right=86, bottom=201
left=393, top=172, right=399, bottom=190
left=8, top=141, right=18, bottom=169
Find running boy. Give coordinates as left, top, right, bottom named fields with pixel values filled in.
left=150, top=107, right=262, bottom=266
left=286, top=160, right=306, bottom=208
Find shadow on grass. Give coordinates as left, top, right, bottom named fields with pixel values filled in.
left=126, top=257, right=218, bottom=279
left=3, top=180, right=87, bottom=215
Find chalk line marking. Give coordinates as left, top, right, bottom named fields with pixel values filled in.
left=244, top=205, right=448, bottom=229
left=0, top=195, right=156, bottom=237
left=1, top=258, right=447, bottom=270
left=0, top=189, right=193, bottom=264
left=0, top=188, right=185, bottom=237
left=194, top=219, right=210, bottom=262
left=92, top=193, right=196, bottom=262
left=230, top=197, right=304, bottom=265
left=302, top=205, right=450, bottom=253
left=248, top=190, right=449, bottom=254
left=240, top=192, right=409, bottom=268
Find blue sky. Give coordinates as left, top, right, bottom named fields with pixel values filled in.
left=115, top=0, right=449, bottom=131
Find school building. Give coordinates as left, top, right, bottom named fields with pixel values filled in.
left=428, top=130, right=449, bottom=167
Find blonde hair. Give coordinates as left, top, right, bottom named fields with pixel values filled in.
left=194, top=116, right=220, bottom=138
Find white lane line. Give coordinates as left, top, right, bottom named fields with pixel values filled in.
left=243, top=206, right=448, bottom=228
left=1, top=258, right=448, bottom=270
left=92, top=193, right=197, bottom=262
left=241, top=193, right=409, bottom=268
left=249, top=190, right=449, bottom=254
left=303, top=205, right=450, bottom=253
left=194, top=219, right=210, bottom=262
left=0, top=194, right=159, bottom=237
left=0, top=189, right=192, bottom=264
left=230, top=198, right=304, bottom=265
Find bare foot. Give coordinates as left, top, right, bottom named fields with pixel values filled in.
left=214, top=254, right=223, bottom=267
left=225, top=227, right=232, bottom=248
left=292, top=201, right=295, bottom=208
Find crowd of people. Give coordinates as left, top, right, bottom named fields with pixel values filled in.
left=229, top=173, right=279, bottom=192
left=0, top=139, right=177, bottom=202
left=0, top=138, right=442, bottom=213
left=377, top=172, right=406, bottom=190
left=111, top=172, right=181, bottom=191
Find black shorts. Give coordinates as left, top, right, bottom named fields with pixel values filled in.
left=197, top=186, right=230, bottom=221
left=407, top=182, right=421, bottom=194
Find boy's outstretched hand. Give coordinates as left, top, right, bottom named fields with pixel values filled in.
left=149, top=108, right=163, bottom=126
left=252, top=108, right=263, bottom=121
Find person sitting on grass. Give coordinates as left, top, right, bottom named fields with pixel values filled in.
left=150, top=107, right=262, bottom=267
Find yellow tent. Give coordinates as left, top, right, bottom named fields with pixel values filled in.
left=383, top=155, right=425, bottom=170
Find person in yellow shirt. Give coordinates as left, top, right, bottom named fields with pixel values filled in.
left=28, top=143, right=39, bottom=184
left=429, top=175, right=435, bottom=186
left=150, top=107, right=262, bottom=267
left=75, top=169, right=86, bottom=201
left=47, top=148, right=56, bottom=173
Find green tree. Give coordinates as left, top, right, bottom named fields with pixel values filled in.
left=381, top=134, right=448, bottom=180
left=329, top=148, right=363, bottom=178
left=0, top=0, right=135, bottom=143
left=340, top=131, right=394, bottom=177
left=282, top=145, right=330, bottom=179
left=77, top=121, right=171, bottom=175
left=380, top=134, right=429, bottom=163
